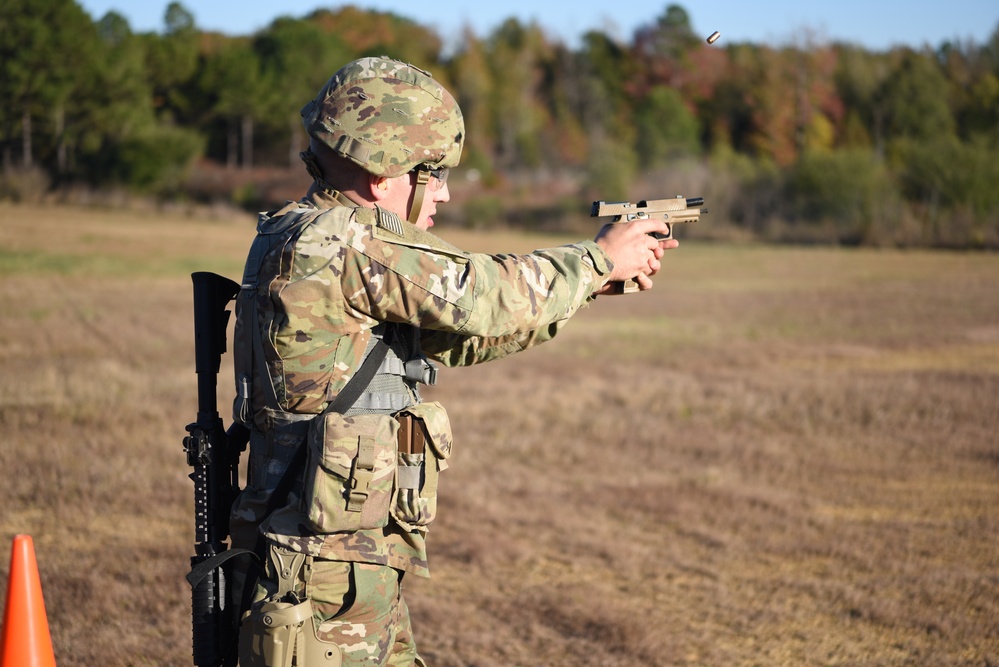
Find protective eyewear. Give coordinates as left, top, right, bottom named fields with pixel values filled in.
left=415, top=165, right=449, bottom=190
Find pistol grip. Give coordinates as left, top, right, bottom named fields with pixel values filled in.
left=607, top=279, right=642, bottom=295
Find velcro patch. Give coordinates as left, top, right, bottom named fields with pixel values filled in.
left=376, top=207, right=405, bottom=237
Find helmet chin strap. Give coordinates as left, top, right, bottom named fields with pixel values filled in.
left=408, top=169, right=431, bottom=225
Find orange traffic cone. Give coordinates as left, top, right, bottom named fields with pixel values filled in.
left=0, top=535, right=57, bottom=667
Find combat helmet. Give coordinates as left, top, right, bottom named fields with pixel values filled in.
left=300, top=56, right=464, bottom=224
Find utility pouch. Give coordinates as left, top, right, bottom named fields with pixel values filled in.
left=238, top=594, right=315, bottom=667
left=391, top=401, right=453, bottom=531
left=302, top=412, right=397, bottom=533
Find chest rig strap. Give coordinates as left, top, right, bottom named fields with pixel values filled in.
left=232, top=198, right=440, bottom=426
left=346, top=323, right=437, bottom=416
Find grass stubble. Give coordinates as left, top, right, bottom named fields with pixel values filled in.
left=0, top=203, right=995, bottom=666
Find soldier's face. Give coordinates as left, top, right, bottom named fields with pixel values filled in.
left=375, top=169, right=450, bottom=230
left=378, top=171, right=448, bottom=231
left=412, top=170, right=450, bottom=231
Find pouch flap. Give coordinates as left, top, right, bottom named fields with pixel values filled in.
left=312, top=412, right=398, bottom=479
left=397, top=401, right=453, bottom=461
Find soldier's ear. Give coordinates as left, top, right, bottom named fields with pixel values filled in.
left=369, top=174, right=392, bottom=201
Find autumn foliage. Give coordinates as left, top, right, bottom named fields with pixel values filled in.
left=1, top=2, right=998, bottom=246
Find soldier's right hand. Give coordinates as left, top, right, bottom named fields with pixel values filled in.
left=593, top=219, right=678, bottom=293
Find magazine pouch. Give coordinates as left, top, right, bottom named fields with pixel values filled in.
left=391, top=401, right=453, bottom=531
left=302, top=412, right=397, bottom=533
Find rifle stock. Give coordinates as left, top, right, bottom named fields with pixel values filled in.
left=183, top=271, right=248, bottom=667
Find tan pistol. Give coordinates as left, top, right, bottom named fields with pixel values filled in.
left=591, top=195, right=706, bottom=293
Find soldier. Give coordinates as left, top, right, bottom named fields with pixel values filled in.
left=230, top=56, right=676, bottom=666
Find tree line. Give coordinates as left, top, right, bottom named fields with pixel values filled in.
left=2, top=1, right=998, bottom=247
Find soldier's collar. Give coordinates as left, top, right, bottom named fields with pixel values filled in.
left=302, top=187, right=404, bottom=236
left=305, top=186, right=362, bottom=211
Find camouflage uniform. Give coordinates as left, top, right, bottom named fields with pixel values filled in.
left=231, top=57, right=615, bottom=667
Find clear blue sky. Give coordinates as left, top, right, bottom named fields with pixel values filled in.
left=76, top=0, right=998, bottom=51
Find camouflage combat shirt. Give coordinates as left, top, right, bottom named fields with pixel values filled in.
left=231, top=188, right=614, bottom=578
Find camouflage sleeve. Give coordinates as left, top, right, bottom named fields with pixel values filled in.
left=457, top=243, right=610, bottom=336
left=419, top=307, right=583, bottom=367
left=324, top=210, right=614, bottom=339
left=270, top=206, right=615, bottom=412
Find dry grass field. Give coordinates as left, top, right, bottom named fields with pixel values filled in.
left=0, top=202, right=996, bottom=666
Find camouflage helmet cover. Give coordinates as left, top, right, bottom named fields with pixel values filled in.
left=301, top=56, right=464, bottom=178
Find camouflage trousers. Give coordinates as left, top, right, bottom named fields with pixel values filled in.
left=239, top=544, right=427, bottom=667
